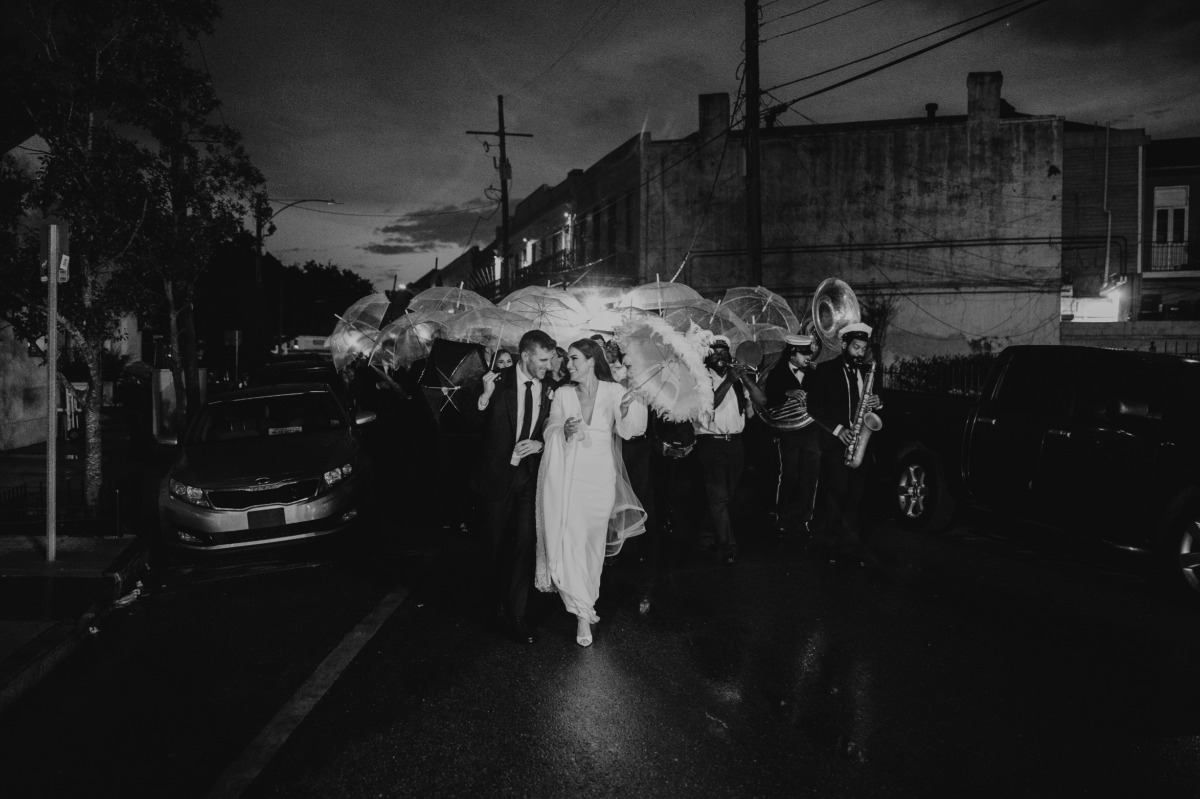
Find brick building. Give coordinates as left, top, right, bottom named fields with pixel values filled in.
left=444, top=72, right=1167, bottom=360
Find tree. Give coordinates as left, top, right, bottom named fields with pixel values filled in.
left=0, top=0, right=263, bottom=508
left=277, top=260, right=375, bottom=339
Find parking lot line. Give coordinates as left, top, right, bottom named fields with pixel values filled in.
left=204, top=583, right=412, bottom=798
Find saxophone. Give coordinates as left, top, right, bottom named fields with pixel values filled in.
left=844, top=359, right=883, bottom=469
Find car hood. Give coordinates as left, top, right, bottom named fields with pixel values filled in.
left=172, top=430, right=359, bottom=487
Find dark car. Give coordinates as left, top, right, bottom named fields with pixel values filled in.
left=877, top=346, right=1200, bottom=601
left=158, top=383, right=375, bottom=553
left=251, top=354, right=345, bottom=395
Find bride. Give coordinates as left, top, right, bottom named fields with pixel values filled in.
left=536, top=338, right=646, bottom=647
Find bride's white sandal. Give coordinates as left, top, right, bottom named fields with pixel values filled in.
left=576, top=618, right=593, bottom=647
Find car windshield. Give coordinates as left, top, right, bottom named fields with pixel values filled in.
left=190, top=391, right=346, bottom=444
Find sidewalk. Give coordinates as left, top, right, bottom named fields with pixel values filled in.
left=0, top=534, right=149, bottom=715
left=0, top=410, right=164, bottom=715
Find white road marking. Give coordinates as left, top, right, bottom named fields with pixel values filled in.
left=204, top=584, right=412, bottom=798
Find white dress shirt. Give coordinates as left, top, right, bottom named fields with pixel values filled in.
left=694, top=369, right=745, bottom=436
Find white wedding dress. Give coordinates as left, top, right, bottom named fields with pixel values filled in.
left=536, top=380, right=646, bottom=623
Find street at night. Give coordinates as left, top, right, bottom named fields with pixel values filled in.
left=4, top=2, right=1200, bottom=798
left=2, top=506, right=1198, bottom=798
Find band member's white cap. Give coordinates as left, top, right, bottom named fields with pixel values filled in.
left=840, top=322, right=873, bottom=341
left=784, top=334, right=814, bottom=347
left=711, top=335, right=731, bottom=347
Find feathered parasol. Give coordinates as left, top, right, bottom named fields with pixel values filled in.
left=614, top=314, right=713, bottom=423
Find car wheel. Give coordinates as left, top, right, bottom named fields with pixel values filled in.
left=1159, top=501, right=1200, bottom=603
left=894, top=447, right=956, bottom=533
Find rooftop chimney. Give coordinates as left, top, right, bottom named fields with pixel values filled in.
left=967, top=72, right=1003, bottom=120
left=699, top=93, right=730, bottom=140
left=925, top=102, right=938, bottom=120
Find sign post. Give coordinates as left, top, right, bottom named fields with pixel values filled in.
left=42, top=219, right=69, bottom=561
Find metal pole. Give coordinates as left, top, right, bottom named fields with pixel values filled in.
left=745, top=0, right=763, bottom=286
left=46, top=224, right=59, bottom=562
left=498, top=95, right=511, bottom=293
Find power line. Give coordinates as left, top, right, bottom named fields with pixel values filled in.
left=762, top=0, right=840, bottom=26
left=292, top=203, right=498, bottom=219
left=771, top=0, right=1051, bottom=112
left=518, top=0, right=624, bottom=92
left=764, top=0, right=1037, bottom=95
left=762, top=0, right=889, bottom=43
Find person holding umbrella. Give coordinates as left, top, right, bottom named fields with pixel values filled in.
left=694, top=336, right=767, bottom=565
left=473, top=329, right=558, bottom=644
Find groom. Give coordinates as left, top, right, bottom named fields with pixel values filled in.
left=472, top=329, right=557, bottom=644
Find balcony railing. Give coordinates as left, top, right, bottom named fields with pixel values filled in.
left=1147, top=241, right=1193, bottom=272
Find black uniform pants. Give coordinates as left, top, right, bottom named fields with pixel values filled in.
left=814, top=448, right=867, bottom=558
left=695, top=435, right=744, bottom=556
left=776, top=428, right=821, bottom=534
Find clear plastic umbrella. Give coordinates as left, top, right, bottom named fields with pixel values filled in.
left=328, top=292, right=408, bottom=369
left=616, top=280, right=703, bottom=311
left=499, top=286, right=589, bottom=346
left=746, top=322, right=791, bottom=372
left=445, top=306, right=531, bottom=361
left=585, top=305, right=653, bottom=337
left=407, top=285, right=493, bottom=316
left=721, top=286, right=801, bottom=332
left=372, top=311, right=453, bottom=370
left=329, top=322, right=379, bottom=371
left=660, top=298, right=752, bottom=349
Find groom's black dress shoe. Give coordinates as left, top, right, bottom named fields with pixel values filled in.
left=506, top=615, right=537, bottom=645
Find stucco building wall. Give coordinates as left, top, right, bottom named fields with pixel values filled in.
left=0, top=324, right=47, bottom=450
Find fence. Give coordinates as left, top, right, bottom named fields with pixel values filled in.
left=0, top=477, right=124, bottom=536
left=881, top=354, right=998, bottom=398
left=1148, top=339, right=1200, bottom=356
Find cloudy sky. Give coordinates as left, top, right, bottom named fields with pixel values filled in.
left=199, top=0, right=1200, bottom=290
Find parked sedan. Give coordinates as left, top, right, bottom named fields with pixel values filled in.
left=158, top=383, right=375, bottom=553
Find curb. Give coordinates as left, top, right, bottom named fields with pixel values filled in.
left=0, top=536, right=152, bottom=717
left=103, top=535, right=153, bottom=601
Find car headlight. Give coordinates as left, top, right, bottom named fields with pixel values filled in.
left=169, top=479, right=211, bottom=507
left=322, top=462, right=354, bottom=489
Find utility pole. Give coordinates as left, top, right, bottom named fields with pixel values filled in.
left=745, top=0, right=763, bottom=286
left=467, top=96, right=532, bottom=295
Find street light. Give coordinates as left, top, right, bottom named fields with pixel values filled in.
left=254, top=197, right=339, bottom=288
left=252, top=197, right=338, bottom=355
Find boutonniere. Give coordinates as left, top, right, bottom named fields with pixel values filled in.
left=545, top=386, right=555, bottom=401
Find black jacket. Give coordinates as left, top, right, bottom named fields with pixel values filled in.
left=470, top=365, right=552, bottom=499
left=806, top=356, right=865, bottom=451
left=764, top=357, right=806, bottom=410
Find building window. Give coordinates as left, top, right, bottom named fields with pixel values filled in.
left=1151, top=186, right=1189, bottom=270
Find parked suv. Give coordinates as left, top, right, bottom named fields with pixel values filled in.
left=877, top=346, right=1200, bottom=600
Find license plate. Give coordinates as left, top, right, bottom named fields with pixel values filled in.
left=247, top=508, right=285, bottom=529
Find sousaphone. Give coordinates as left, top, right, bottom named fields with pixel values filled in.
left=760, top=278, right=862, bottom=431
left=808, top=277, right=862, bottom=362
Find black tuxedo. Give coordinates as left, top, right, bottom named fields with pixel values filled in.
left=764, top=358, right=820, bottom=534
left=471, top=365, right=552, bottom=499
left=805, top=355, right=874, bottom=559
left=472, top=365, right=552, bottom=618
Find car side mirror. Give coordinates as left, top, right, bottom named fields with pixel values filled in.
left=355, top=410, right=377, bottom=425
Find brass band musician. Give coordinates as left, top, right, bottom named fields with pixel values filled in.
left=806, top=322, right=883, bottom=565
left=763, top=334, right=821, bottom=537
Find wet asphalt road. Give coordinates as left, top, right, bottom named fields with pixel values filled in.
left=3, top=508, right=1200, bottom=798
